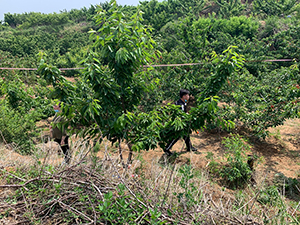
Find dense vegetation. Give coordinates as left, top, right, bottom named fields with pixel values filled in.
left=1, top=0, right=300, bottom=223
left=1, top=0, right=300, bottom=151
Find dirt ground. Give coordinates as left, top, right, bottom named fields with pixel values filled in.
left=1, top=118, right=300, bottom=224
left=23, top=78, right=300, bottom=180
left=94, top=118, right=300, bottom=182
left=1, top=118, right=300, bottom=180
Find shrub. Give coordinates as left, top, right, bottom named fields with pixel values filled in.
left=220, top=134, right=252, bottom=189
left=0, top=102, right=36, bottom=154
left=0, top=80, right=53, bottom=154
left=193, top=16, right=259, bottom=39
left=258, top=185, right=281, bottom=206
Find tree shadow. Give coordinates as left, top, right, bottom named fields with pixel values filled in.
left=189, top=129, right=229, bottom=156
left=189, top=127, right=300, bottom=192
left=158, top=127, right=300, bottom=195
left=247, top=135, right=298, bottom=175
left=195, top=127, right=300, bottom=176
left=158, top=150, right=196, bottom=166
left=272, top=172, right=300, bottom=201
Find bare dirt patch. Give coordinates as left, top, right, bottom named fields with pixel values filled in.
left=2, top=118, right=300, bottom=182
left=113, top=118, right=300, bottom=182
left=1, top=118, right=300, bottom=224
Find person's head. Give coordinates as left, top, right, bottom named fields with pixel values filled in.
left=53, top=102, right=62, bottom=113
left=180, top=89, right=190, bottom=102
left=53, top=105, right=60, bottom=113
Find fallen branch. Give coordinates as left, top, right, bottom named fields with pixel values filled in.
left=56, top=199, right=93, bottom=223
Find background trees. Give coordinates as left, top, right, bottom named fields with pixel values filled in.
left=1, top=2, right=300, bottom=224
left=0, top=0, right=300, bottom=153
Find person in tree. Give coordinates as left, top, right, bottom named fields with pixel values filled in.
left=164, top=89, right=197, bottom=156
left=50, top=103, right=71, bottom=164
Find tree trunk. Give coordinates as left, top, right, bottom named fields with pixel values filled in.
left=118, top=138, right=125, bottom=168
left=126, top=142, right=133, bottom=167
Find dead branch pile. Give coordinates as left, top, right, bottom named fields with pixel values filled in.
left=0, top=156, right=266, bottom=225
left=0, top=139, right=298, bottom=224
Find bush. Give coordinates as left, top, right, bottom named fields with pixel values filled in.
left=193, top=16, right=259, bottom=39
left=258, top=185, right=282, bottom=206
left=0, top=102, right=36, bottom=154
left=220, top=134, right=252, bottom=189
left=0, top=80, right=54, bottom=154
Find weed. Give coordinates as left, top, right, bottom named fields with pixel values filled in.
left=96, top=184, right=147, bottom=224
left=271, top=129, right=282, bottom=140
left=207, top=160, right=220, bottom=176
left=173, top=165, right=199, bottom=210
left=257, top=185, right=282, bottom=206
left=205, top=151, right=214, bottom=160
left=220, top=134, right=252, bottom=189
left=93, top=141, right=101, bottom=153
left=289, top=150, right=299, bottom=158
left=133, top=153, right=145, bottom=175
left=205, top=151, right=222, bottom=176
left=274, top=173, right=300, bottom=199
left=233, top=190, right=247, bottom=212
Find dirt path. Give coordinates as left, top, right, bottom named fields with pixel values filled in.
left=1, top=119, right=300, bottom=181
left=115, top=118, right=300, bottom=180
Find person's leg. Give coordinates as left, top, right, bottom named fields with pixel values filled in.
left=54, top=138, right=61, bottom=145
left=54, top=138, right=62, bottom=155
left=184, top=135, right=197, bottom=151
left=61, top=136, right=70, bottom=164
left=165, top=137, right=180, bottom=155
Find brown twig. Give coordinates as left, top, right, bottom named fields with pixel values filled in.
left=56, top=199, right=93, bottom=222
left=1, top=168, right=26, bottom=182
left=0, top=129, right=8, bottom=145
left=160, top=160, right=177, bottom=208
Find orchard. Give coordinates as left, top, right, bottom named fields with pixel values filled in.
left=1, top=0, right=300, bottom=224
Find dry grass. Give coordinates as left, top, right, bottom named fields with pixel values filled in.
left=0, top=136, right=300, bottom=224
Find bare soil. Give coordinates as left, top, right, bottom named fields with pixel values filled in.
left=110, top=118, right=300, bottom=181
left=1, top=118, right=300, bottom=224
left=2, top=118, right=300, bottom=180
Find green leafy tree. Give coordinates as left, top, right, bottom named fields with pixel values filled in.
left=38, top=0, right=158, bottom=164
left=140, top=0, right=208, bottom=33
left=218, top=63, right=300, bottom=138
left=198, top=46, right=244, bottom=103
left=85, top=0, right=157, bottom=162
left=214, top=0, right=246, bottom=18
left=115, top=47, right=243, bottom=156
left=252, top=0, right=300, bottom=17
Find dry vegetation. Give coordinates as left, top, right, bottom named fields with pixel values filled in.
left=1, top=119, right=300, bottom=224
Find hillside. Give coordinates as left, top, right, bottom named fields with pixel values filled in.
left=1, top=118, right=300, bottom=224
left=1, top=0, right=300, bottom=224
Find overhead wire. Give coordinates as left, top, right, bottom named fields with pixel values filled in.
left=0, top=58, right=297, bottom=71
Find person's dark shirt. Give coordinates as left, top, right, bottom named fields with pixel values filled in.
left=51, top=114, right=66, bottom=139
left=175, top=99, right=187, bottom=113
